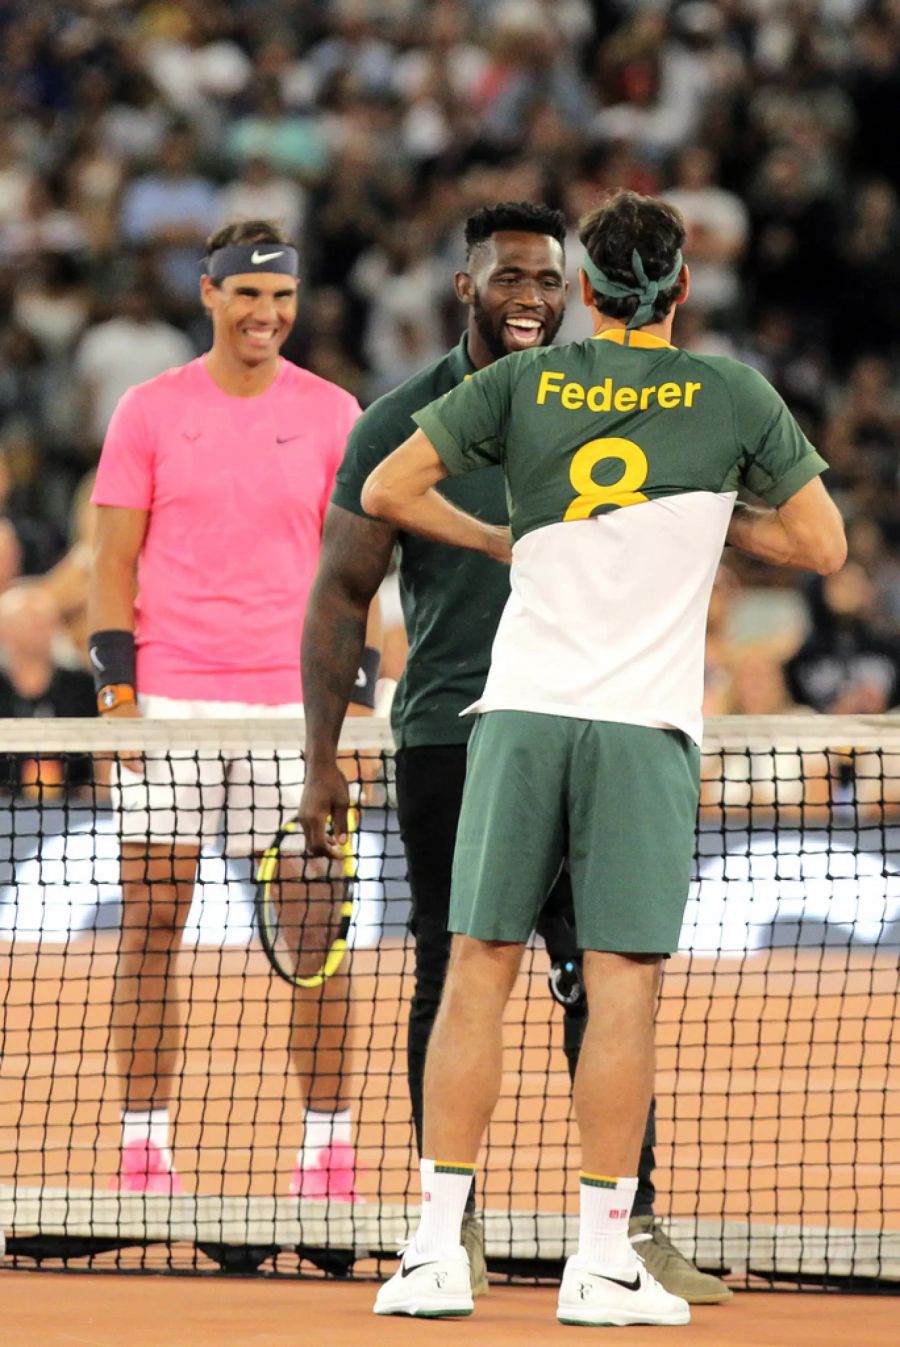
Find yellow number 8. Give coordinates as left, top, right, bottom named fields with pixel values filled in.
left=564, top=437, right=649, bottom=522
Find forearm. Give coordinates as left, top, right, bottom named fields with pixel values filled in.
left=87, top=558, right=137, bottom=632
left=726, top=503, right=825, bottom=571
left=364, top=483, right=507, bottom=560
left=302, top=574, right=370, bottom=764
left=362, top=428, right=509, bottom=559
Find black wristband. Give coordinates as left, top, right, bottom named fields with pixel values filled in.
left=349, top=644, right=380, bottom=709
left=88, top=629, right=136, bottom=694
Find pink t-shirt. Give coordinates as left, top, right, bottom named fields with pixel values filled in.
left=92, top=356, right=361, bottom=703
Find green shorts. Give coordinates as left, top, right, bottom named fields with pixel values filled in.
left=450, top=711, right=700, bottom=955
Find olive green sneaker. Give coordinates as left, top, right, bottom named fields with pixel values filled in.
left=461, top=1211, right=489, bottom=1297
left=629, top=1216, right=733, bottom=1304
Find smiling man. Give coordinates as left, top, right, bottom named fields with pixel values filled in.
left=300, top=201, right=569, bottom=1291
left=87, top=220, right=368, bottom=1200
left=299, top=201, right=731, bottom=1307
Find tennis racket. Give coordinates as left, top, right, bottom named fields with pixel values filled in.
left=255, top=810, right=357, bottom=988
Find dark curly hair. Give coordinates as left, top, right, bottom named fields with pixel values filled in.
left=205, top=219, right=291, bottom=253
left=465, top=201, right=567, bottom=258
left=579, top=191, right=686, bottom=325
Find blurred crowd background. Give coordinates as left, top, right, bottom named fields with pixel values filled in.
left=0, top=0, right=898, bottom=754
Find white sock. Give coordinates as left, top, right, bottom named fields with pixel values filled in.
left=299, top=1107, right=352, bottom=1168
left=121, top=1109, right=174, bottom=1171
left=412, top=1158, right=474, bottom=1259
left=575, top=1174, right=638, bottom=1270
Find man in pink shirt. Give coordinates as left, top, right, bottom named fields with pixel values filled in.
left=87, top=220, right=373, bottom=1199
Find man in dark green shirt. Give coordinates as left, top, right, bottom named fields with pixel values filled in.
left=299, top=202, right=729, bottom=1304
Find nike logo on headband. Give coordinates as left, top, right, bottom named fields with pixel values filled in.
left=206, top=243, right=299, bottom=280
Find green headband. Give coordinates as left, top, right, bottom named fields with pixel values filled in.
left=582, top=248, right=683, bottom=329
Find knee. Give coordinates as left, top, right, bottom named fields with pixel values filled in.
left=119, top=895, right=186, bottom=949
left=441, top=936, right=521, bottom=1015
left=434, top=975, right=500, bottom=1045
left=582, top=951, right=663, bottom=1017
left=119, top=846, right=196, bottom=948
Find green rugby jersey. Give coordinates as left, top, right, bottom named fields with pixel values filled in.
left=331, top=336, right=509, bottom=749
left=413, top=328, right=828, bottom=744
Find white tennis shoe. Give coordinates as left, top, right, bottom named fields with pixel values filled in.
left=557, top=1254, right=691, bottom=1327
left=374, top=1244, right=474, bottom=1318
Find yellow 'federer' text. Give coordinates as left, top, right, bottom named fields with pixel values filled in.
left=536, top=370, right=702, bottom=412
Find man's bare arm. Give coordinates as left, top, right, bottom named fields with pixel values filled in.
left=87, top=506, right=148, bottom=771
left=361, top=430, right=511, bottom=562
left=87, top=505, right=148, bottom=636
left=300, top=504, right=396, bottom=855
left=726, top=477, right=846, bottom=575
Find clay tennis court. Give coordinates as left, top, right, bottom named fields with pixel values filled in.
left=1, top=1272, right=894, bottom=1347
left=1, top=937, right=897, bottom=1342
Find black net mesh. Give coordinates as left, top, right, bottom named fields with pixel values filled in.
left=0, top=716, right=896, bottom=1288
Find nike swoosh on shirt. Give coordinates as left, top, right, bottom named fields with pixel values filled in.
left=276, top=435, right=303, bottom=444
left=400, top=1259, right=441, bottom=1278
left=251, top=249, right=284, bottom=264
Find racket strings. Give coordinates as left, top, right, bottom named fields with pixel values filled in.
left=256, top=815, right=357, bottom=987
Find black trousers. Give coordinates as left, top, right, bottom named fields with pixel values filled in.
left=395, top=743, right=656, bottom=1218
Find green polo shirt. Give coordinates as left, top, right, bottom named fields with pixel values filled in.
left=331, top=336, right=510, bottom=749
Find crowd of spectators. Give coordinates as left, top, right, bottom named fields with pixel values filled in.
left=0, top=0, right=898, bottom=748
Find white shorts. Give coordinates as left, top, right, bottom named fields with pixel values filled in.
left=112, top=696, right=304, bottom=854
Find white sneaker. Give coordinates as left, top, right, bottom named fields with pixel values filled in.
left=374, top=1245, right=474, bottom=1318
left=557, top=1255, right=691, bottom=1327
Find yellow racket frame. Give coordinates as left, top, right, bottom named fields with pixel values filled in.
left=255, top=810, right=357, bottom=988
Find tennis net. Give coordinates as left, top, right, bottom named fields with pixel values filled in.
left=0, top=714, right=896, bottom=1289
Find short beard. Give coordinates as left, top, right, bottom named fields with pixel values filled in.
left=471, top=292, right=564, bottom=359
left=471, top=293, right=509, bottom=361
